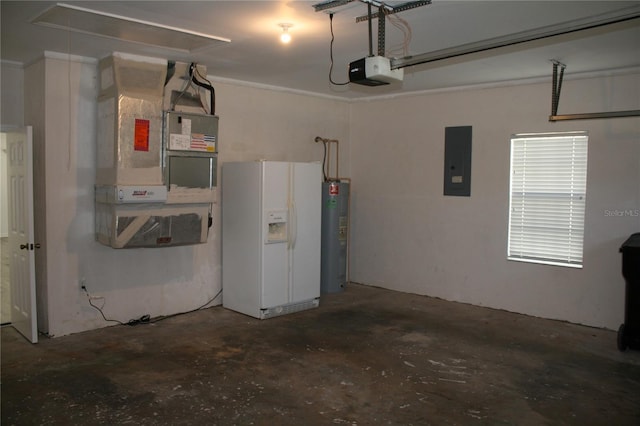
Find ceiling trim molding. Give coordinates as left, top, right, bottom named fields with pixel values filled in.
left=43, top=51, right=99, bottom=64
left=0, top=59, right=25, bottom=68
left=206, top=75, right=352, bottom=103
left=17, top=51, right=99, bottom=68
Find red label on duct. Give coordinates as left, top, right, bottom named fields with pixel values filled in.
left=134, top=119, right=150, bottom=152
left=157, top=237, right=172, bottom=245
left=329, top=182, right=339, bottom=196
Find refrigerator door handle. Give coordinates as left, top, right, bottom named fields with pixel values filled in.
left=288, top=201, right=298, bottom=250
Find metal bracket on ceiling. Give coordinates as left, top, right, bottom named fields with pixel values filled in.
left=550, top=60, right=566, bottom=117
left=377, top=5, right=385, bottom=56
left=313, top=0, right=393, bottom=14
left=355, top=1, right=432, bottom=22
left=363, top=2, right=388, bottom=57
left=313, top=0, right=357, bottom=13
left=548, top=61, right=640, bottom=122
left=313, top=0, right=430, bottom=22
left=314, top=0, right=431, bottom=57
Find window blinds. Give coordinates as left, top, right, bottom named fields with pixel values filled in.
left=508, top=132, right=588, bottom=268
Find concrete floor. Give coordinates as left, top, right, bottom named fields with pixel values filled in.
left=2, top=283, right=640, bottom=425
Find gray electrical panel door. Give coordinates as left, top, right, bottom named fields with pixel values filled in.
left=168, top=156, right=215, bottom=188
left=443, top=126, right=472, bottom=197
left=321, top=181, right=350, bottom=294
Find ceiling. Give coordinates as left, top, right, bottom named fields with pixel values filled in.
left=2, top=1, right=639, bottom=99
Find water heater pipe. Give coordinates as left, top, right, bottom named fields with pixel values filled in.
left=314, top=136, right=340, bottom=181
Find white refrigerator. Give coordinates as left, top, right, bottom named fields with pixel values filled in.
left=222, top=161, right=322, bottom=319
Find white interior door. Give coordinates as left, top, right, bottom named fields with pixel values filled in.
left=7, top=127, right=37, bottom=343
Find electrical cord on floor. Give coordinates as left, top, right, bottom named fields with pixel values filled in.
left=83, top=286, right=126, bottom=325
left=82, top=286, right=222, bottom=327
left=149, top=288, right=223, bottom=324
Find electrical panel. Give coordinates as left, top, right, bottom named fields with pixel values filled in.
left=443, top=126, right=472, bottom=197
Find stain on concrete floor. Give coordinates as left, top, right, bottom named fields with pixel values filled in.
left=2, top=283, right=640, bottom=425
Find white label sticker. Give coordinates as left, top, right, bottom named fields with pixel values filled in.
left=170, top=134, right=191, bottom=150
left=181, top=118, right=192, bottom=135
left=452, top=176, right=463, bottom=184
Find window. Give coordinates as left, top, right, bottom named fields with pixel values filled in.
left=508, top=132, right=588, bottom=268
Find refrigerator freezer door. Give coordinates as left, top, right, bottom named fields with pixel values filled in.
left=290, top=162, right=322, bottom=303
left=261, top=162, right=290, bottom=309
left=222, top=162, right=262, bottom=317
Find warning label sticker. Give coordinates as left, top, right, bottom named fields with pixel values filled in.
left=339, top=216, right=348, bottom=241
left=169, top=133, right=216, bottom=152
left=134, top=119, right=150, bottom=152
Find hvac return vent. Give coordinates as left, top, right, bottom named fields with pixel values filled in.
left=32, top=2, right=230, bottom=53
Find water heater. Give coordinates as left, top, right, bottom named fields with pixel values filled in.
left=321, top=181, right=350, bottom=293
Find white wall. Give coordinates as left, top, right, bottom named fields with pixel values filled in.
left=348, top=72, right=640, bottom=329
left=1, top=61, right=24, bottom=130
left=0, top=135, right=7, bottom=237
left=213, top=79, right=350, bottom=167
left=22, top=55, right=350, bottom=337
left=8, top=51, right=638, bottom=335
left=1, top=61, right=25, bottom=238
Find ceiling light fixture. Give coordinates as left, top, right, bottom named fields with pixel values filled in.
left=279, top=23, right=293, bottom=44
